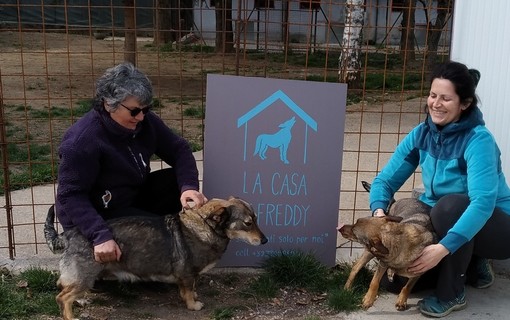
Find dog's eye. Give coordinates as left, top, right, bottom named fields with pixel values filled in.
left=244, top=221, right=253, bottom=227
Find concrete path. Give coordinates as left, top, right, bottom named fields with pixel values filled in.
left=341, top=263, right=510, bottom=320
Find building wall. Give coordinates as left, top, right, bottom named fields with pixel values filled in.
left=451, top=1, right=510, bottom=179
left=2, top=1, right=451, bottom=47
left=0, top=0, right=155, bottom=29
left=194, top=0, right=451, bottom=46
left=194, top=0, right=345, bottom=44
left=364, top=0, right=452, bottom=46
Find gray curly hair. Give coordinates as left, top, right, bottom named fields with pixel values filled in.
left=95, top=62, right=153, bottom=110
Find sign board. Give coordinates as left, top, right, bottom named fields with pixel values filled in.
left=203, top=74, right=346, bottom=267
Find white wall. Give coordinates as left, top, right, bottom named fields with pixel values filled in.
left=194, top=0, right=345, bottom=44
left=450, top=0, right=510, bottom=178
left=364, top=0, right=451, bottom=46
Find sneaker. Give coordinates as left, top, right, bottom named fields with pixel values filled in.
left=417, top=294, right=436, bottom=308
left=419, top=291, right=467, bottom=318
left=473, top=258, right=495, bottom=289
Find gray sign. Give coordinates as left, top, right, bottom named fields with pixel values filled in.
left=203, top=74, right=346, bottom=267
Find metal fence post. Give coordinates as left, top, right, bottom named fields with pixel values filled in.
left=0, top=68, right=15, bottom=260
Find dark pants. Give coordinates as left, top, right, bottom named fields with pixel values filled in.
left=101, top=168, right=182, bottom=220
left=430, top=194, right=510, bottom=300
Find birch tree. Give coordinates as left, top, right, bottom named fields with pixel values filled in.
left=338, top=0, right=365, bottom=87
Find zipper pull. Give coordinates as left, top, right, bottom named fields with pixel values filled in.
left=139, top=153, right=147, bottom=168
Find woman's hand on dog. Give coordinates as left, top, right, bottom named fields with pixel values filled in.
left=94, top=239, right=122, bottom=263
left=180, top=190, right=208, bottom=209
left=373, top=208, right=386, bottom=217
left=408, top=243, right=449, bottom=274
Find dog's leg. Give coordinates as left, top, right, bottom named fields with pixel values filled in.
left=56, top=283, right=86, bottom=320
left=344, top=249, right=374, bottom=290
left=395, top=276, right=420, bottom=311
left=362, top=263, right=388, bottom=309
left=178, top=279, right=204, bottom=311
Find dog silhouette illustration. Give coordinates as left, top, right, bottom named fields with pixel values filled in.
left=254, top=116, right=296, bottom=164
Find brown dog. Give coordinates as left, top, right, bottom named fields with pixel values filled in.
left=44, top=197, right=267, bottom=320
left=337, top=182, right=436, bottom=311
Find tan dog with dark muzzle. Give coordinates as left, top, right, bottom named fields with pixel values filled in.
left=338, top=182, right=436, bottom=311
left=338, top=213, right=435, bottom=310
left=45, top=197, right=267, bottom=320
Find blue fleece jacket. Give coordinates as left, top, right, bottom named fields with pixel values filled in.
left=55, top=101, right=200, bottom=246
left=369, top=106, right=510, bottom=254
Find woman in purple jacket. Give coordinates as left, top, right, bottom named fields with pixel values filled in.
left=54, top=62, right=208, bottom=264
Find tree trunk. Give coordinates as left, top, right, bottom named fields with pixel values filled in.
left=124, top=0, right=137, bottom=65
left=426, top=0, right=450, bottom=68
left=282, top=0, right=290, bottom=53
left=400, top=0, right=416, bottom=62
left=338, top=0, right=365, bottom=88
left=179, top=0, right=194, bottom=32
left=154, top=0, right=172, bottom=45
left=154, top=0, right=194, bottom=45
left=215, top=0, right=234, bottom=53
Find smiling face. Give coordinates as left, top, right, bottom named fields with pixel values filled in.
left=427, top=78, right=471, bottom=126
left=107, top=96, right=148, bottom=130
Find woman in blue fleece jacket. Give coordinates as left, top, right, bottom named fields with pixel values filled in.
left=54, top=63, right=208, bottom=264
left=370, top=61, right=510, bottom=317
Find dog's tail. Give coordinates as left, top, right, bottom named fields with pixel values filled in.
left=362, top=180, right=396, bottom=213
left=44, top=205, right=65, bottom=254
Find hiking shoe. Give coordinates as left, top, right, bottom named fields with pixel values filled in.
left=419, top=291, right=467, bottom=318
left=473, top=258, right=495, bottom=289
left=417, top=294, right=436, bottom=308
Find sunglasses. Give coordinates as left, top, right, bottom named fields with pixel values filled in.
left=119, top=103, right=152, bottom=117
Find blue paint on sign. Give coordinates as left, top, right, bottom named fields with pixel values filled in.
left=237, top=90, right=318, bottom=164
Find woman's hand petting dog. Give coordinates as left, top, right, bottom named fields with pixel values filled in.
left=180, top=189, right=208, bottom=209
left=373, top=208, right=386, bottom=217
left=94, top=239, right=122, bottom=263
left=408, top=243, right=449, bottom=274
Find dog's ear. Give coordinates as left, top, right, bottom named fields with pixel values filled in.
left=193, top=199, right=228, bottom=219
left=209, top=210, right=227, bottom=223
left=361, top=181, right=371, bottom=192
left=368, top=238, right=389, bottom=256
left=384, top=215, right=403, bottom=223
left=204, top=200, right=231, bottom=224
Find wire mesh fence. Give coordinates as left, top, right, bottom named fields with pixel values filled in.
left=0, top=0, right=454, bottom=261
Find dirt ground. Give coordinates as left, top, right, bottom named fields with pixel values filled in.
left=1, top=30, right=339, bottom=152
left=35, top=271, right=341, bottom=320
left=0, top=30, right=348, bottom=320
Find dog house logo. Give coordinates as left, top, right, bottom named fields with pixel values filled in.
left=237, top=90, right=317, bottom=164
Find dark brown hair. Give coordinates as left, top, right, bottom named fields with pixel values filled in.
left=429, top=61, right=480, bottom=115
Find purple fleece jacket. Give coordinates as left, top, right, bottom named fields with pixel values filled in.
left=55, top=103, right=199, bottom=246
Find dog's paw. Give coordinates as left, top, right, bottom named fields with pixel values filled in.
left=395, top=301, right=408, bottom=311
left=361, top=302, right=374, bottom=310
left=186, top=300, right=204, bottom=311
left=395, top=296, right=409, bottom=311
left=361, top=296, right=376, bottom=310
